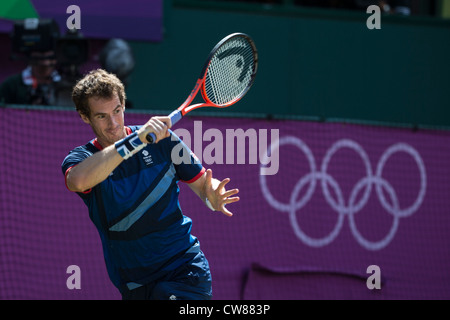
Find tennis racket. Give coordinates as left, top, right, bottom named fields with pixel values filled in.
left=146, top=32, right=258, bottom=143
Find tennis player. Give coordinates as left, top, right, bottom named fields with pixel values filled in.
left=61, top=69, right=239, bottom=300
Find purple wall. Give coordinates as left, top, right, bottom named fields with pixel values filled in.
left=1, top=108, right=449, bottom=299
left=0, top=0, right=163, bottom=41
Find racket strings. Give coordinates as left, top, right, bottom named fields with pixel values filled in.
left=205, top=37, right=255, bottom=106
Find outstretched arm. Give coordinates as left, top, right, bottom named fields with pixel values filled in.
left=188, top=168, right=240, bottom=217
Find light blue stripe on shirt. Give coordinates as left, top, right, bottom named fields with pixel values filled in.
left=109, top=164, right=176, bottom=232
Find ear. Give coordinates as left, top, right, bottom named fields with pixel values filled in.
left=80, top=113, right=91, bottom=125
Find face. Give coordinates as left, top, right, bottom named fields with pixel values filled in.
left=81, top=93, right=126, bottom=148
left=30, top=51, right=57, bottom=83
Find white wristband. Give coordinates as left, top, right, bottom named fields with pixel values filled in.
left=205, top=198, right=215, bottom=211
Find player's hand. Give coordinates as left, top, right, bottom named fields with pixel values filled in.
left=138, top=116, right=171, bottom=144
left=204, top=169, right=240, bottom=217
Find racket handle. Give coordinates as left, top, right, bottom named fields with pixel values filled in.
left=168, top=109, right=182, bottom=126
left=145, top=110, right=183, bottom=144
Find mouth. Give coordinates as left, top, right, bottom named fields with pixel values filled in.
left=106, top=126, right=122, bottom=139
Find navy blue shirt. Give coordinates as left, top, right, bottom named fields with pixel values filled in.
left=62, top=126, right=205, bottom=292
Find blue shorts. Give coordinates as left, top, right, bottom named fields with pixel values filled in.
left=121, top=250, right=212, bottom=300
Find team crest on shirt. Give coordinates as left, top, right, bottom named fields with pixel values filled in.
left=141, top=149, right=153, bottom=166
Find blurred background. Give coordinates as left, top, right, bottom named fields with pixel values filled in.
left=1, top=0, right=449, bottom=126
left=1, top=0, right=449, bottom=300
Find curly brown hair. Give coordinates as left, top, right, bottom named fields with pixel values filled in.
left=72, top=69, right=126, bottom=118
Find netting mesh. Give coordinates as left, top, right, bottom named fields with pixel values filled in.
left=1, top=106, right=450, bottom=299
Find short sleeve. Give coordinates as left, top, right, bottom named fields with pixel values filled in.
left=168, top=130, right=205, bottom=183
left=61, top=145, right=94, bottom=176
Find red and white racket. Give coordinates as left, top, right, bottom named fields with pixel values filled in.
left=146, top=32, right=258, bottom=143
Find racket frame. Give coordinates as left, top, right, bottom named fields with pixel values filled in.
left=146, top=32, right=258, bottom=143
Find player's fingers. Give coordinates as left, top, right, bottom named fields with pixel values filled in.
left=145, top=120, right=160, bottom=133
left=217, top=178, right=230, bottom=192
left=221, top=205, right=233, bottom=217
left=204, top=169, right=213, bottom=189
left=152, top=118, right=165, bottom=131
left=222, top=188, right=239, bottom=198
left=151, top=119, right=169, bottom=142
left=158, top=116, right=172, bottom=129
left=224, top=196, right=240, bottom=204
left=219, top=195, right=239, bottom=217
left=154, top=117, right=171, bottom=138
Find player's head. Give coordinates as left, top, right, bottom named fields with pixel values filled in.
left=72, top=69, right=127, bottom=147
left=72, top=68, right=126, bottom=119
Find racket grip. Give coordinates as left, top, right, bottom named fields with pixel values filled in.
left=145, top=110, right=183, bottom=144
left=169, top=109, right=182, bottom=126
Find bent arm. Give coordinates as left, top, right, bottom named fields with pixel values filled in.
left=66, top=116, right=171, bottom=193
left=66, top=144, right=124, bottom=192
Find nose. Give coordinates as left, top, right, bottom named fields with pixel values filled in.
left=107, top=115, right=119, bottom=129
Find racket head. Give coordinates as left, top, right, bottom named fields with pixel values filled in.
left=200, top=33, right=258, bottom=108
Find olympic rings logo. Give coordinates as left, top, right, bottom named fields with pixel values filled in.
left=259, top=136, right=427, bottom=251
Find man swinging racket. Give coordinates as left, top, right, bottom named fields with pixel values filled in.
left=61, top=69, right=240, bottom=300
